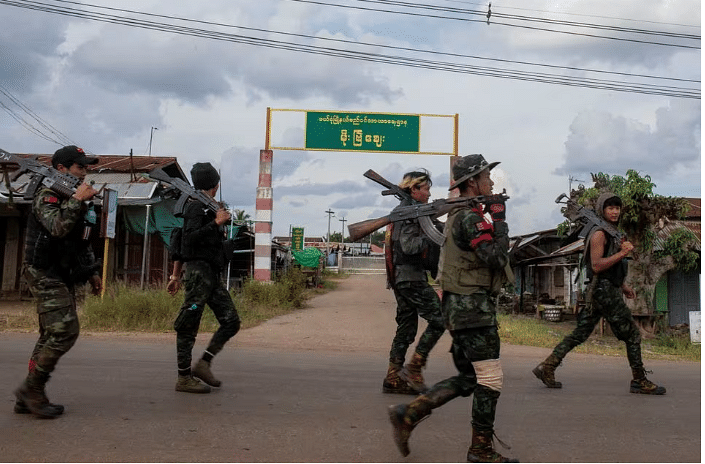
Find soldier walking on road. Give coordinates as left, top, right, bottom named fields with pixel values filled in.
left=388, top=154, right=518, bottom=462
left=167, top=162, right=241, bottom=394
left=533, top=193, right=666, bottom=395
left=14, top=146, right=101, bottom=418
left=383, top=170, right=446, bottom=395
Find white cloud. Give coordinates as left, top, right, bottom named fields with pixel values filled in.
left=0, top=0, right=699, bottom=239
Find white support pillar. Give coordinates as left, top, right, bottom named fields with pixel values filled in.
left=254, top=149, right=273, bottom=281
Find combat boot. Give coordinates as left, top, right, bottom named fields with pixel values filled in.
left=14, top=371, right=62, bottom=419
left=532, top=354, right=562, bottom=388
left=175, top=375, right=211, bottom=394
left=388, top=386, right=456, bottom=457
left=399, top=352, right=428, bottom=394
left=193, top=359, right=222, bottom=387
left=14, top=398, right=64, bottom=416
left=467, top=429, right=519, bottom=463
left=630, top=368, right=666, bottom=395
left=383, top=361, right=415, bottom=395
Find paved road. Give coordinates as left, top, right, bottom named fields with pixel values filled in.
left=0, top=275, right=700, bottom=462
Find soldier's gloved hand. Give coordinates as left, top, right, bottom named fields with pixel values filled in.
left=484, top=196, right=506, bottom=222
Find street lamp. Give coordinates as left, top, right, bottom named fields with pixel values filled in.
left=148, top=126, right=158, bottom=156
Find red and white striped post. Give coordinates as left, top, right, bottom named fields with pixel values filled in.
left=254, top=149, right=273, bottom=282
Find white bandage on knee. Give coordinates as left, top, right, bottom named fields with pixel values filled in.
left=472, top=359, right=503, bottom=392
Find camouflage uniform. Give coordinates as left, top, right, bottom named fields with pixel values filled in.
left=433, top=205, right=510, bottom=434
left=16, top=187, right=98, bottom=416
left=551, top=280, right=642, bottom=366
left=385, top=198, right=445, bottom=393
left=175, top=199, right=240, bottom=385
left=388, top=154, right=516, bottom=462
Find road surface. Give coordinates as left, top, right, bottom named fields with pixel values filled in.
left=0, top=274, right=700, bottom=462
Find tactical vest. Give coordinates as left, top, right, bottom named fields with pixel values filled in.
left=24, top=193, right=95, bottom=283
left=438, top=208, right=508, bottom=295
left=391, top=219, right=428, bottom=283
left=585, top=229, right=628, bottom=287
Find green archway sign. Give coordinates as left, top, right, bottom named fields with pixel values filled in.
left=305, top=111, right=420, bottom=153
left=266, top=108, right=457, bottom=156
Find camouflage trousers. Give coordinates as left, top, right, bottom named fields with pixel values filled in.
left=175, top=261, right=241, bottom=371
left=405, top=326, right=502, bottom=433
left=389, top=281, right=445, bottom=363
left=23, top=265, right=80, bottom=374
left=552, top=280, right=643, bottom=369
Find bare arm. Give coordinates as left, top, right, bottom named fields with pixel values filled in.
left=590, top=230, right=633, bottom=275
left=167, top=261, right=183, bottom=295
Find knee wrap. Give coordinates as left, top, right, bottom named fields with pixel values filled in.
left=472, top=359, right=503, bottom=392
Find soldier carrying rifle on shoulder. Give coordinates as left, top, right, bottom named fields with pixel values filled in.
left=382, top=169, right=446, bottom=395
left=388, top=154, right=518, bottom=463
left=13, top=146, right=101, bottom=418
left=533, top=192, right=666, bottom=395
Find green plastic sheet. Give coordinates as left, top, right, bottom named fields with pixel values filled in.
left=292, top=247, right=323, bottom=268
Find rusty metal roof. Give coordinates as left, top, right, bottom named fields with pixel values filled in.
left=8, top=153, right=187, bottom=181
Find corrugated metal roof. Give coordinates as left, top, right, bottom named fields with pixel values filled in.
left=653, top=220, right=701, bottom=251
left=10, top=153, right=177, bottom=172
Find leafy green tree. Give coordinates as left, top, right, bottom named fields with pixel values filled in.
left=562, top=169, right=699, bottom=316
left=233, top=209, right=252, bottom=226
left=329, top=231, right=343, bottom=243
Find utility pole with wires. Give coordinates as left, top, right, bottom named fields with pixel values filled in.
left=325, top=209, right=335, bottom=256
left=569, top=175, right=585, bottom=194
left=339, top=216, right=347, bottom=245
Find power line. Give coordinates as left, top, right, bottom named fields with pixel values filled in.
left=0, top=0, right=699, bottom=99
left=0, top=83, right=81, bottom=147
left=286, top=0, right=700, bottom=49
left=431, top=0, right=701, bottom=29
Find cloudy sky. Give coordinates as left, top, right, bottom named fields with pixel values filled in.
left=0, top=0, right=700, bottom=239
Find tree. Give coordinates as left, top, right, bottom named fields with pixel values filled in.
left=329, top=231, right=343, bottom=243
left=561, top=169, right=699, bottom=317
left=233, top=209, right=252, bottom=226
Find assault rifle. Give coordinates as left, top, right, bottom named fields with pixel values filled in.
left=148, top=167, right=226, bottom=218
left=0, top=148, right=101, bottom=201
left=348, top=169, right=509, bottom=246
left=555, top=193, right=623, bottom=242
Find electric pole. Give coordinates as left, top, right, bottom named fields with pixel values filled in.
left=325, top=209, right=335, bottom=255
left=339, top=216, right=347, bottom=245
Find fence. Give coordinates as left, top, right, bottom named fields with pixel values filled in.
left=338, top=255, right=386, bottom=274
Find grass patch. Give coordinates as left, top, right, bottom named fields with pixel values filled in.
left=498, top=313, right=701, bottom=361
left=79, top=267, right=317, bottom=333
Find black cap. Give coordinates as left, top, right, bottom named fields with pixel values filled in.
left=191, top=162, right=220, bottom=190
left=52, top=145, right=98, bottom=169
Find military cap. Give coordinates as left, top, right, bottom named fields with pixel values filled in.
left=448, top=154, right=499, bottom=191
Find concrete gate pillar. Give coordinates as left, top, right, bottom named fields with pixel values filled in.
left=254, top=149, right=273, bottom=281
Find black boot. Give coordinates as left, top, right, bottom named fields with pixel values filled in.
left=14, top=370, right=63, bottom=419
